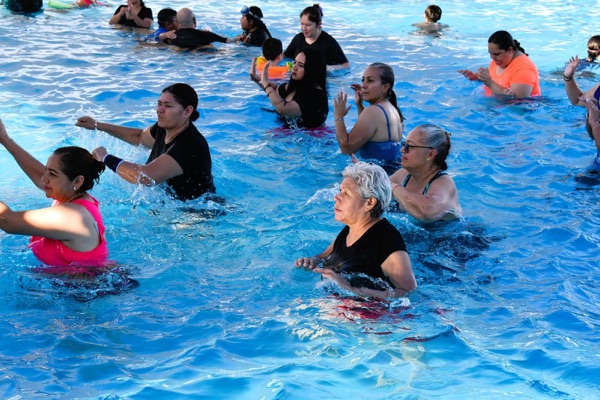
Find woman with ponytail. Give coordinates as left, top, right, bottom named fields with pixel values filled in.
left=76, top=83, right=215, bottom=201
left=237, top=5, right=271, bottom=46
left=333, top=63, right=405, bottom=166
left=459, top=30, right=541, bottom=98
left=389, top=124, right=462, bottom=223
left=0, top=118, right=109, bottom=271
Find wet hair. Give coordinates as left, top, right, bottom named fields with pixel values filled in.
left=243, top=6, right=272, bottom=39
left=53, top=146, right=105, bottom=194
left=342, top=161, right=391, bottom=219
left=262, top=38, right=283, bottom=61
left=157, top=8, right=177, bottom=28
left=281, top=48, right=327, bottom=98
left=300, top=3, right=323, bottom=25
left=416, top=124, right=452, bottom=171
left=425, top=5, right=442, bottom=22
left=369, top=62, right=405, bottom=122
left=586, top=35, right=600, bottom=62
left=488, top=30, right=528, bottom=56
left=162, top=83, right=200, bottom=122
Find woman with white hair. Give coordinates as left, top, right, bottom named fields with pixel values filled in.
left=295, top=162, right=416, bottom=299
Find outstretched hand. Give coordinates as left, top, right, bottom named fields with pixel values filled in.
left=350, top=83, right=363, bottom=107
left=0, top=117, right=10, bottom=145
left=458, top=69, right=479, bottom=81
left=75, top=116, right=97, bottom=131
left=564, top=55, right=580, bottom=80
left=91, top=146, right=107, bottom=162
left=333, top=91, right=352, bottom=119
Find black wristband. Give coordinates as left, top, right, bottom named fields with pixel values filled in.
left=103, top=154, right=123, bottom=173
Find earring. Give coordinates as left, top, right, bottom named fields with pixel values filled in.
left=73, top=187, right=77, bottom=191
left=426, top=157, right=430, bottom=161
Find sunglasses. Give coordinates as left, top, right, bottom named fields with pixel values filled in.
left=403, top=143, right=433, bottom=153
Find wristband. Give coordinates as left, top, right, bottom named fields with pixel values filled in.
left=103, top=154, right=123, bottom=173
left=563, top=75, right=573, bottom=82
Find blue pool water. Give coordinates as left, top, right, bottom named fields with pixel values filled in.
left=1, top=0, right=599, bottom=398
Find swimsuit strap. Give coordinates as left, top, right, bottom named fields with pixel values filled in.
left=401, top=171, right=448, bottom=195
left=401, top=174, right=412, bottom=187
left=375, top=104, right=392, bottom=141
left=594, top=85, right=600, bottom=104
left=422, top=171, right=448, bottom=195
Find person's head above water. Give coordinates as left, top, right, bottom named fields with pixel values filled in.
left=424, top=5, right=442, bottom=23
left=161, top=83, right=200, bottom=122
left=341, top=161, right=392, bottom=219
left=157, top=8, right=177, bottom=30
left=176, top=8, right=196, bottom=29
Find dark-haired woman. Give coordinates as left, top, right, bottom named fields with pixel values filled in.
left=459, top=30, right=541, bottom=98
left=237, top=5, right=271, bottom=46
left=76, top=83, right=215, bottom=201
left=252, top=48, right=329, bottom=128
left=389, top=124, right=462, bottom=223
left=0, top=118, right=108, bottom=271
left=284, top=3, right=349, bottom=71
left=334, top=63, right=404, bottom=165
left=109, top=0, right=153, bottom=28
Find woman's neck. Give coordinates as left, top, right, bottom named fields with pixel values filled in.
left=347, top=216, right=380, bottom=242
left=165, top=122, right=189, bottom=143
left=407, top=165, right=441, bottom=185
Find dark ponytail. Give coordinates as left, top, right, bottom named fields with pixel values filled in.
left=488, top=30, right=528, bottom=56
left=54, top=146, right=105, bottom=194
left=370, top=62, right=405, bottom=122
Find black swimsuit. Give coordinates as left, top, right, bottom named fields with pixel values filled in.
left=402, top=170, right=448, bottom=195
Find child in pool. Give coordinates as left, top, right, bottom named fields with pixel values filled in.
left=411, top=4, right=448, bottom=35
left=251, top=38, right=292, bottom=81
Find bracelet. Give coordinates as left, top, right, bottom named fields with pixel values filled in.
left=335, top=117, right=344, bottom=122
left=563, top=75, right=573, bottom=82
left=94, top=120, right=98, bottom=130
left=103, top=154, right=123, bottom=173
left=266, top=89, right=274, bottom=96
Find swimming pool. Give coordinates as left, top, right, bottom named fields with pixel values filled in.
left=1, top=0, right=599, bottom=398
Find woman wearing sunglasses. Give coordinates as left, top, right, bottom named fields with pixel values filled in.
left=389, top=124, right=462, bottom=223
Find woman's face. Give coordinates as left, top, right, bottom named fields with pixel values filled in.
left=40, top=154, right=79, bottom=202
left=333, top=178, right=369, bottom=225
left=488, top=42, right=514, bottom=68
left=291, top=52, right=306, bottom=81
left=361, top=66, right=389, bottom=103
left=240, top=14, right=251, bottom=30
left=156, top=91, right=191, bottom=130
left=300, top=15, right=320, bottom=40
left=400, top=128, right=434, bottom=167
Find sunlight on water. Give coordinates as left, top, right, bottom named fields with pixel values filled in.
left=1, top=0, right=600, bottom=398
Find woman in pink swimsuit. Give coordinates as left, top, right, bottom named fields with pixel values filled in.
left=0, top=117, right=108, bottom=274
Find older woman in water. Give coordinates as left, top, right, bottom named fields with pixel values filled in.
left=76, top=83, right=215, bottom=201
left=458, top=30, right=541, bottom=99
left=389, top=124, right=462, bottom=223
left=295, top=162, right=416, bottom=299
left=334, top=62, right=405, bottom=165
left=0, top=118, right=108, bottom=272
left=252, top=47, right=328, bottom=128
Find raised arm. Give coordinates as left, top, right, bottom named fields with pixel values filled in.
left=0, top=118, right=46, bottom=190
left=563, top=56, right=599, bottom=106
left=92, top=146, right=183, bottom=186
left=334, top=91, right=377, bottom=155
left=76, top=116, right=155, bottom=148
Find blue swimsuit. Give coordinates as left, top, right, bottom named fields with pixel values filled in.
left=402, top=171, right=448, bottom=195
left=357, top=105, right=401, bottom=164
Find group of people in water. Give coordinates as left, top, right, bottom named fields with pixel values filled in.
left=0, top=2, right=598, bottom=300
